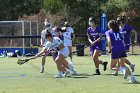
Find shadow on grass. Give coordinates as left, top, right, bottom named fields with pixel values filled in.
left=123, top=81, right=140, bottom=84
left=73, top=73, right=93, bottom=76
left=67, top=73, right=94, bottom=78
left=103, top=74, right=122, bottom=76
left=134, top=75, right=140, bottom=77
left=70, top=76, right=89, bottom=78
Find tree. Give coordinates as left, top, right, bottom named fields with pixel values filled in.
left=0, top=0, right=44, bottom=20
left=100, top=0, right=140, bottom=19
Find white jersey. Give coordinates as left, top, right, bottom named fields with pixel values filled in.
left=45, top=37, right=62, bottom=50
left=45, top=37, right=69, bottom=57
left=51, top=27, right=60, bottom=37
left=63, top=27, right=74, bottom=46
left=41, top=29, right=47, bottom=46
left=41, top=27, right=53, bottom=46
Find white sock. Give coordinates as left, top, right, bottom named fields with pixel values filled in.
left=130, top=74, right=135, bottom=78
left=41, top=66, right=44, bottom=69
left=119, top=67, right=126, bottom=75
left=67, top=64, right=74, bottom=71
left=58, top=71, right=63, bottom=75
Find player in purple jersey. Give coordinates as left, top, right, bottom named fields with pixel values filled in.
left=116, top=17, right=137, bottom=73
left=117, top=17, right=138, bottom=52
left=106, top=20, right=137, bottom=83
left=87, top=17, right=108, bottom=75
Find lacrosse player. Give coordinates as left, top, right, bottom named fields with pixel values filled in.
left=61, top=22, right=75, bottom=64
left=106, top=20, right=137, bottom=83
left=87, top=17, right=108, bottom=75
left=117, top=17, right=137, bottom=72
left=40, top=18, right=52, bottom=73
left=112, top=17, right=137, bottom=76
left=19, top=32, right=76, bottom=78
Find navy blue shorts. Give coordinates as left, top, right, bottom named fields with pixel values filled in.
left=90, top=45, right=102, bottom=53
left=111, top=49, right=127, bottom=59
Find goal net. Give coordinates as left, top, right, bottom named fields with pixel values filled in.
left=0, top=21, right=39, bottom=55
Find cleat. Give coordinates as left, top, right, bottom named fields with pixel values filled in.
left=129, top=80, right=137, bottom=83
left=40, top=67, right=44, bottom=73
left=93, top=69, right=101, bottom=75
left=113, top=71, right=118, bottom=76
left=72, top=69, right=77, bottom=75
left=54, top=74, right=63, bottom=78
left=55, top=72, right=63, bottom=78
left=103, top=62, right=108, bottom=71
left=93, top=73, right=101, bottom=75
left=70, top=61, right=74, bottom=65
left=129, top=76, right=137, bottom=83
left=63, top=70, right=70, bottom=77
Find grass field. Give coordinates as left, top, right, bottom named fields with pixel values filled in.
left=0, top=55, right=140, bottom=93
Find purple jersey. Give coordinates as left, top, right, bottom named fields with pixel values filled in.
left=120, top=24, right=134, bottom=45
left=87, top=27, right=101, bottom=41
left=105, top=30, right=127, bottom=59
left=59, top=35, right=64, bottom=41
left=87, top=26, right=102, bottom=52
left=106, top=30, right=124, bottom=47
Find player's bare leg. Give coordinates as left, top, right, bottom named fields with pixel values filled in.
left=110, top=58, right=129, bottom=79
left=125, top=59, right=135, bottom=72
left=111, top=58, right=137, bottom=83
left=40, top=54, right=47, bottom=73
left=92, top=50, right=108, bottom=75
left=68, top=46, right=73, bottom=64
left=55, top=54, right=67, bottom=78
left=61, top=58, right=76, bottom=75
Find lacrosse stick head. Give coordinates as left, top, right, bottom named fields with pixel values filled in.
left=17, top=59, right=29, bottom=65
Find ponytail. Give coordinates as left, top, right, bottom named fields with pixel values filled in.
left=108, top=20, right=120, bottom=33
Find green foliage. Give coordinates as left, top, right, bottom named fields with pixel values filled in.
left=0, top=0, right=139, bottom=21
left=0, top=0, right=44, bottom=20
left=100, top=0, right=140, bottom=18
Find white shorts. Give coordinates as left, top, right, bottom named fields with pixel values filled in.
left=58, top=46, right=69, bottom=57
left=64, top=41, right=72, bottom=47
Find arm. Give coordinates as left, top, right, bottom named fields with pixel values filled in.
left=93, top=33, right=102, bottom=44
left=87, top=35, right=93, bottom=45
left=106, top=36, right=112, bottom=53
left=40, top=38, right=44, bottom=46
left=131, top=29, right=138, bottom=43
left=40, top=30, right=46, bottom=46
left=27, top=47, right=48, bottom=60
left=88, top=33, right=102, bottom=45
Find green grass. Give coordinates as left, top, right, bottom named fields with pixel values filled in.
left=0, top=55, right=140, bottom=93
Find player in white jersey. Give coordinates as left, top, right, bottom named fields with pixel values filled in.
left=40, top=19, right=52, bottom=73
left=26, top=32, right=76, bottom=78
left=62, top=22, right=75, bottom=64
left=49, top=27, right=77, bottom=76
left=40, top=25, right=65, bottom=73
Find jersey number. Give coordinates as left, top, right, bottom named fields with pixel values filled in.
left=113, top=33, right=121, bottom=41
